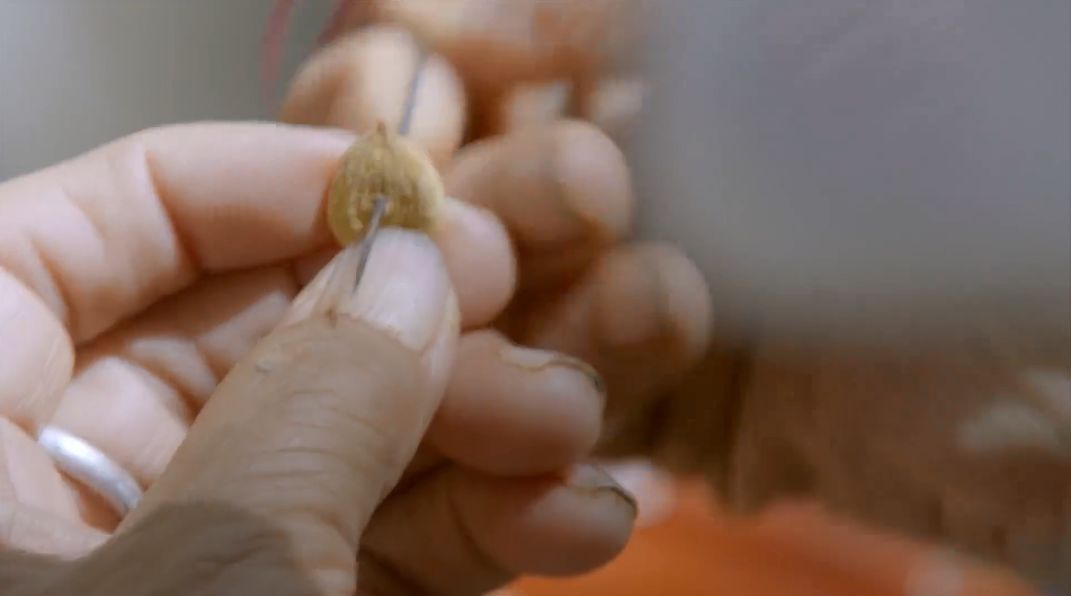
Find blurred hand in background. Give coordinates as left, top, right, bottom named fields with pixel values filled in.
left=287, top=3, right=1069, bottom=590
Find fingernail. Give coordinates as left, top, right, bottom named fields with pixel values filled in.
left=596, top=252, right=666, bottom=347
left=566, top=464, right=638, bottom=519
left=554, top=122, right=633, bottom=239
left=596, top=460, right=677, bottom=529
left=497, top=346, right=606, bottom=400
left=285, top=229, right=451, bottom=351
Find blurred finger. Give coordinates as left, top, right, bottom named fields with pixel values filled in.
left=445, top=120, right=633, bottom=288
left=375, top=0, right=646, bottom=136
left=376, top=3, right=636, bottom=86
left=280, top=24, right=466, bottom=168
left=492, top=80, right=571, bottom=136
left=0, top=501, right=106, bottom=559
left=514, top=243, right=712, bottom=418
left=585, top=76, right=646, bottom=142
left=432, top=200, right=516, bottom=327
left=430, top=330, right=605, bottom=476
left=361, top=463, right=636, bottom=595
left=489, top=77, right=645, bottom=142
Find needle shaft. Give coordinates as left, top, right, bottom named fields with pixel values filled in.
left=352, top=195, right=388, bottom=290
left=398, top=49, right=428, bottom=136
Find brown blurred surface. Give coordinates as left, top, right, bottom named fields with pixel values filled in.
left=510, top=480, right=1037, bottom=596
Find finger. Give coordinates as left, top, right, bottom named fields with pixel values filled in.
left=0, top=269, right=73, bottom=431
left=122, top=230, right=458, bottom=595
left=513, top=244, right=712, bottom=419
left=0, top=420, right=108, bottom=567
left=377, top=0, right=576, bottom=84
left=0, top=419, right=81, bottom=524
left=361, top=463, right=637, bottom=595
left=49, top=266, right=299, bottom=489
left=0, top=501, right=106, bottom=559
left=374, top=2, right=639, bottom=88
left=445, top=120, right=633, bottom=289
left=430, top=330, right=605, bottom=476
left=431, top=200, right=516, bottom=328
left=280, top=24, right=466, bottom=168
left=490, top=77, right=645, bottom=141
left=377, top=0, right=646, bottom=137
left=294, top=198, right=516, bottom=329
left=492, top=80, right=572, bottom=136
left=585, top=77, right=646, bottom=142
left=392, top=328, right=606, bottom=485
left=0, top=122, right=352, bottom=343
left=48, top=201, right=512, bottom=494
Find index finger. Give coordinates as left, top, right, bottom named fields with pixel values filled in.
left=0, top=122, right=351, bottom=343
left=444, top=120, right=633, bottom=291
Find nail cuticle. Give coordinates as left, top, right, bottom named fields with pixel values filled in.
left=497, top=347, right=606, bottom=399
left=568, top=482, right=639, bottom=520
left=601, top=483, right=639, bottom=517
left=565, top=465, right=639, bottom=518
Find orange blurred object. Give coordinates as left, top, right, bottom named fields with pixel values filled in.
left=510, top=478, right=1038, bottom=596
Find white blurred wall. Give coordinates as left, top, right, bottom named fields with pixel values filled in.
left=0, top=0, right=331, bottom=180
left=632, top=0, right=1070, bottom=345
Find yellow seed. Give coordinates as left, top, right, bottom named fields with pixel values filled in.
left=326, top=121, right=445, bottom=245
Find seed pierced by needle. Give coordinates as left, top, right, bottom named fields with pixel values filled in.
left=317, top=25, right=442, bottom=298
left=325, top=120, right=445, bottom=247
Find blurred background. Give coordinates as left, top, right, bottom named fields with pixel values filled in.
left=0, top=2, right=1062, bottom=595
left=0, top=1, right=328, bottom=179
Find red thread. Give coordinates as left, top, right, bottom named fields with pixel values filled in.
left=260, top=0, right=303, bottom=105
left=317, top=0, right=358, bottom=47
left=260, top=0, right=360, bottom=108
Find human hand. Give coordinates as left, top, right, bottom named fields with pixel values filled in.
left=279, top=3, right=713, bottom=461
left=0, top=122, right=637, bottom=594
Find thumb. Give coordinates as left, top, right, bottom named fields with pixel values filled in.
left=116, top=230, right=459, bottom=593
